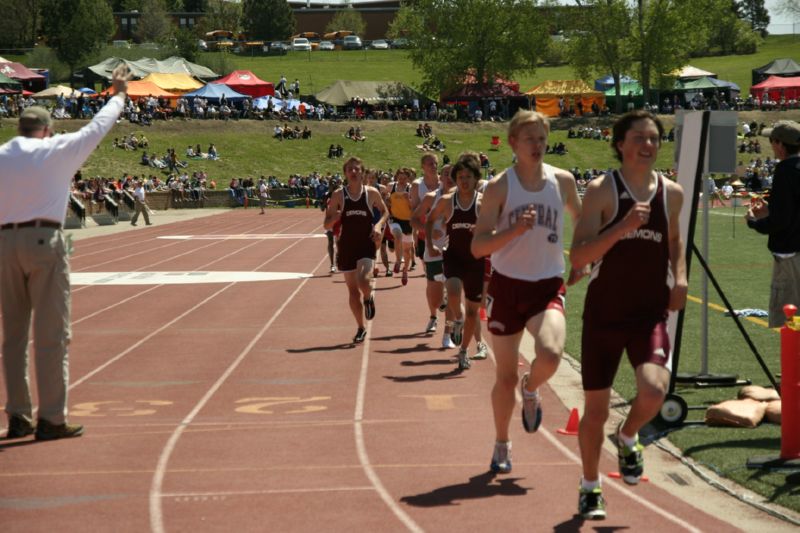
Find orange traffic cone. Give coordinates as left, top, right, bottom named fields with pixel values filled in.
left=480, top=307, right=487, bottom=321
left=607, top=471, right=649, bottom=482
left=557, top=408, right=580, bottom=436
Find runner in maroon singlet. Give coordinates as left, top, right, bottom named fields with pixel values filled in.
left=324, top=157, right=389, bottom=343
left=427, top=153, right=486, bottom=370
left=569, top=111, right=688, bottom=520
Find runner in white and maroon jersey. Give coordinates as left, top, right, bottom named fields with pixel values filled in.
left=471, top=110, right=582, bottom=476
left=569, top=110, right=687, bottom=520
left=324, top=157, right=388, bottom=344
left=411, top=164, right=458, bottom=348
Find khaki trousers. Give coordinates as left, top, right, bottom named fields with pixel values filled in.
left=0, top=226, right=71, bottom=425
left=132, top=198, right=150, bottom=224
left=770, top=254, right=800, bottom=328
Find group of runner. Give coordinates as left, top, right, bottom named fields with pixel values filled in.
left=321, top=109, right=688, bottom=521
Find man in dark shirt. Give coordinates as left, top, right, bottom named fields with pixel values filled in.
left=746, top=120, right=800, bottom=327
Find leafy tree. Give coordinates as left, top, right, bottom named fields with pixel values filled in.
left=631, top=0, right=697, bottom=105
left=391, top=0, right=548, bottom=98
left=242, top=0, right=295, bottom=41
left=0, top=0, right=41, bottom=48
left=736, top=0, right=770, bottom=35
left=173, top=26, right=198, bottom=61
left=569, top=0, right=633, bottom=113
left=325, top=8, right=366, bottom=37
left=775, top=0, right=800, bottom=19
left=41, top=0, right=116, bottom=77
left=134, top=0, right=173, bottom=44
left=198, top=0, right=241, bottom=33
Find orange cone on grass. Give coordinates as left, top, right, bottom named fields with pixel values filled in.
left=557, top=407, right=580, bottom=436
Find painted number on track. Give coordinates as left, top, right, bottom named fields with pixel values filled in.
left=235, top=396, right=330, bottom=415
left=71, top=400, right=173, bottom=417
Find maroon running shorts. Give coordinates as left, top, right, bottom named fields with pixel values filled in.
left=486, top=272, right=565, bottom=336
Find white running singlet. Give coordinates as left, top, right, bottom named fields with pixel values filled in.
left=423, top=188, right=448, bottom=262
left=490, top=165, right=565, bottom=282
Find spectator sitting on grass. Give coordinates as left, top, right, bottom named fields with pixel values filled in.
left=186, top=145, right=195, bottom=157
left=274, top=124, right=283, bottom=140
left=141, top=152, right=150, bottom=166
left=208, top=144, right=219, bottom=160
left=302, top=126, right=311, bottom=139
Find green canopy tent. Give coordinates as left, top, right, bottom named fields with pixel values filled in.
left=604, top=81, right=644, bottom=109
left=0, top=71, right=22, bottom=92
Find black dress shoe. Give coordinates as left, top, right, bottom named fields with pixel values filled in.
left=5, top=415, right=34, bottom=439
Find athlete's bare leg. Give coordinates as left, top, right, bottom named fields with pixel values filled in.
left=620, top=363, right=669, bottom=438
left=343, top=270, right=365, bottom=328
left=426, top=279, right=444, bottom=317
left=579, top=388, right=612, bottom=482
left=356, top=258, right=374, bottom=300
left=444, top=277, right=464, bottom=323
left=391, top=228, right=404, bottom=267
left=521, top=309, right=565, bottom=394
left=462, top=299, right=480, bottom=351
left=490, top=331, right=524, bottom=442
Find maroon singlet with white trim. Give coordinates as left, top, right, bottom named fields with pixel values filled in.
left=584, top=170, right=671, bottom=326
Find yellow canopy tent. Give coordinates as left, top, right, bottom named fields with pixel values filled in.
left=140, top=72, right=203, bottom=94
left=526, top=80, right=605, bottom=117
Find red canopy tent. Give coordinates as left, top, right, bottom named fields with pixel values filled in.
left=211, top=70, right=274, bottom=98
left=0, top=61, right=46, bottom=91
left=750, top=75, right=800, bottom=101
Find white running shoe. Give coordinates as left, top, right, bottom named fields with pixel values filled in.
left=472, top=342, right=489, bottom=360
left=457, top=349, right=471, bottom=371
left=441, top=331, right=456, bottom=349
left=451, top=319, right=464, bottom=345
left=520, top=373, right=543, bottom=433
left=490, top=441, right=512, bottom=473
left=425, top=316, right=437, bottom=333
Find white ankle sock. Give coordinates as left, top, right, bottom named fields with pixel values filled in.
left=580, top=477, right=601, bottom=491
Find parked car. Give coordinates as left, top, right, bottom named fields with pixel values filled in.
left=270, top=41, right=290, bottom=54
left=197, top=39, right=208, bottom=52
left=292, top=37, right=311, bottom=52
left=390, top=37, right=410, bottom=49
left=318, top=40, right=335, bottom=51
left=342, top=35, right=363, bottom=50
left=370, top=39, right=389, bottom=50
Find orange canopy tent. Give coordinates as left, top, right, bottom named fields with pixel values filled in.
left=526, top=80, right=605, bottom=117
left=101, top=80, right=178, bottom=100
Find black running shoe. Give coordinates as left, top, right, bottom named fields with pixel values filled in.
left=364, top=295, right=375, bottom=320
left=578, top=486, right=606, bottom=520
left=353, top=327, right=367, bottom=343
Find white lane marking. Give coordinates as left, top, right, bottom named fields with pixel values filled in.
left=162, top=486, right=374, bottom=498
left=71, top=271, right=311, bottom=285
left=148, top=254, right=328, bottom=533
left=354, top=321, right=425, bottom=533
left=68, top=227, right=319, bottom=389
left=70, top=222, right=319, bottom=326
left=159, top=234, right=326, bottom=240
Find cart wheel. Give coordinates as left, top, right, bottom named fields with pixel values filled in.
left=658, top=394, right=688, bottom=426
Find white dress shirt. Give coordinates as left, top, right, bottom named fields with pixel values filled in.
left=0, top=96, right=124, bottom=224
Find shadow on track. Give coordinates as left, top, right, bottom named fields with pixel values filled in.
left=383, top=367, right=464, bottom=382
left=374, top=342, right=440, bottom=355
left=287, top=342, right=357, bottom=353
left=400, top=471, right=529, bottom=507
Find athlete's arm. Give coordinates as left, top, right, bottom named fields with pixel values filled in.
left=323, top=189, right=343, bottom=230
left=569, top=174, right=649, bottom=271
left=368, top=186, right=389, bottom=244
left=424, top=193, right=451, bottom=255
left=411, top=191, right=434, bottom=232
left=666, top=180, right=688, bottom=311
left=470, top=173, right=534, bottom=259
left=555, top=169, right=589, bottom=285
left=409, top=180, right=421, bottom=211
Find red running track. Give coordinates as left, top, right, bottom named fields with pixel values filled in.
left=0, top=209, right=738, bottom=532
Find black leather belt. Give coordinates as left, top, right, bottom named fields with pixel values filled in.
left=0, top=219, right=62, bottom=230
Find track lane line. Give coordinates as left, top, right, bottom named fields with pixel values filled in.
left=68, top=226, right=322, bottom=390
left=148, top=253, right=329, bottom=533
